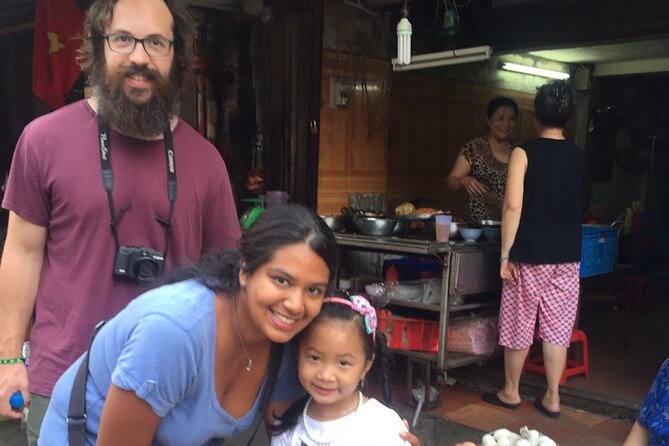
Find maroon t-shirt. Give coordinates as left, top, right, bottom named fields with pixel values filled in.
left=2, top=100, right=241, bottom=396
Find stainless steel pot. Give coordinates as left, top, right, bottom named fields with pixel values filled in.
left=353, top=217, right=398, bottom=236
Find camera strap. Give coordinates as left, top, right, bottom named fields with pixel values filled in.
left=98, top=121, right=177, bottom=260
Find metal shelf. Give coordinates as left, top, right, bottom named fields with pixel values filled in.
left=334, top=233, right=452, bottom=255
left=388, top=298, right=498, bottom=312
left=388, top=299, right=440, bottom=311
left=389, top=349, right=492, bottom=370
left=449, top=301, right=499, bottom=312
left=336, top=233, right=501, bottom=372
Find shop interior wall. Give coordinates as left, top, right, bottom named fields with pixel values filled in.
left=317, top=50, right=390, bottom=215
left=317, top=0, right=578, bottom=217
left=316, top=49, right=540, bottom=217
left=385, top=74, right=536, bottom=218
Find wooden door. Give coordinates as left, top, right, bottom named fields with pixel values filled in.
left=257, top=0, right=323, bottom=207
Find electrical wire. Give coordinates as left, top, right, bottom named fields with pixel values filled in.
left=344, top=0, right=379, bottom=17
left=446, top=0, right=471, bottom=7
left=451, top=0, right=460, bottom=20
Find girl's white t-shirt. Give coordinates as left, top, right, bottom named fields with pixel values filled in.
left=271, top=397, right=410, bottom=446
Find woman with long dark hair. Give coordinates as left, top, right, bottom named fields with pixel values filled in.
left=39, top=205, right=338, bottom=444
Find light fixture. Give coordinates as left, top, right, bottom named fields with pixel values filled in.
left=391, top=45, right=492, bottom=72
left=396, top=1, right=411, bottom=66
left=499, top=62, right=570, bottom=79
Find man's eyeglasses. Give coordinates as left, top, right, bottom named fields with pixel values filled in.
left=101, top=33, right=173, bottom=57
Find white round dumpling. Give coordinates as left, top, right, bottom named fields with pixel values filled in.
left=482, top=433, right=497, bottom=446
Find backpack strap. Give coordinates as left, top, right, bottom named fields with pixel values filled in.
left=67, top=322, right=283, bottom=446
left=67, top=320, right=106, bottom=446
left=245, top=342, right=285, bottom=445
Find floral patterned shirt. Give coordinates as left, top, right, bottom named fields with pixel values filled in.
left=459, top=136, right=513, bottom=222
left=638, top=358, right=669, bottom=445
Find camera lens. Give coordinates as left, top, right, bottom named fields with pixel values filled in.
left=135, top=258, right=160, bottom=281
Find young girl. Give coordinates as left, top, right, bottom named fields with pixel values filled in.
left=271, top=293, right=410, bottom=446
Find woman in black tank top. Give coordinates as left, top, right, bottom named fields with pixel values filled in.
left=482, top=80, right=583, bottom=419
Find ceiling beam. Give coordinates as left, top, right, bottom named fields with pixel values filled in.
left=594, top=58, right=669, bottom=77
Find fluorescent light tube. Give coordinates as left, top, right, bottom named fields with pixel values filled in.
left=391, top=45, right=492, bottom=72
left=500, top=62, right=570, bottom=79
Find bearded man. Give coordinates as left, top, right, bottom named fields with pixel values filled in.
left=0, top=1, right=241, bottom=443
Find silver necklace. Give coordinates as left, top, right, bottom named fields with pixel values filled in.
left=301, top=391, right=363, bottom=446
left=233, top=298, right=253, bottom=372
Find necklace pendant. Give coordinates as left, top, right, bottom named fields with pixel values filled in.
left=245, top=359, right=253, bottom=372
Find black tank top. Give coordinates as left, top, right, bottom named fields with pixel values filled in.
left=510, top=138, right=583, bottom=264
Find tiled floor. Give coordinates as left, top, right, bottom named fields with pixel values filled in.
left=421, top=381, right=634, bottom=445
left=389, top=286, right=669, bottom=445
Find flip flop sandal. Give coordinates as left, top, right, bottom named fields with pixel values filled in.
left=533, top=398, right=560, bottom=419
left=481, top=392, right=521, bottom=410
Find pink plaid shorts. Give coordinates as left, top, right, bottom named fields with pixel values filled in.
left=498, top=262, right=580, bottom=349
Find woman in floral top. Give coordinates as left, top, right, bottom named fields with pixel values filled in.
left=624, top=358, right=669, bottom=445
left=447, top=97, right=519, bottom=222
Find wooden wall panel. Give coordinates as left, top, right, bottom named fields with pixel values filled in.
left=386, top=73, right=536, bottom=219
left=317, top=51, right=538, bottom=218
left=317, top=50, right=391, bottom=215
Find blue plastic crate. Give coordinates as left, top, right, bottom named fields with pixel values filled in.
left=580, top=225, right=617, bottom=278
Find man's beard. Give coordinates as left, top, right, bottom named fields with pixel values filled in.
left=94, top=64, right=180, bottom=139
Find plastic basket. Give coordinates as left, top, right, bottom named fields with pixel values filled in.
left=580, top=224, right=617, bottom=278
left=377, top=310, right=439, bottom=353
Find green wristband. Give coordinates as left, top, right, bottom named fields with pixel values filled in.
left=0, top=357, right=24, bottom=365
left=500, top=256, right=509, bottom=261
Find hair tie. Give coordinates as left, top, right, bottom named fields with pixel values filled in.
left=323, top=295, right=377, bottom=342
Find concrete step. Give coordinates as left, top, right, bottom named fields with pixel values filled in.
left=449, top=363, right=640, bottom=421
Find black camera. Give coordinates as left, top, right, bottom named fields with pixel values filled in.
left=113, top=246, right=165, bottom=283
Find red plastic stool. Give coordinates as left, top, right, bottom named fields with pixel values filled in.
left=522, top=329, right=589, bottom=385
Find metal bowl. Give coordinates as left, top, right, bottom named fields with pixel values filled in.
left=392, top=218, right=411, bottom=236
left=320, top=215, right=349, bottom=232
left=353, top=217, right=398, bottom=236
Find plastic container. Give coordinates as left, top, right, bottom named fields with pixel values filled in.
left=580, top=224, right=617, bottom=277
left=435, top=214, right=452, bottom=242
left=377, top=310, right=439, bottom=353
left=265, top=190, right=289, bottom=208
left=385, top=264, right=399, bottom=284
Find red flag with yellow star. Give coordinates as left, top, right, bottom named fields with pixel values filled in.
left=32, top=0, right=84, bottom=109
